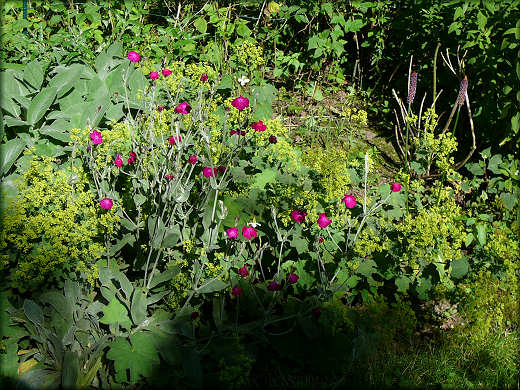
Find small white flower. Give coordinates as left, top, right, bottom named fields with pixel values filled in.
left=248, top=221, right=261, bottom=228
left=238, top=75, right=250, bottom=86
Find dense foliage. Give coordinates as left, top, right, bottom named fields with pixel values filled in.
left=1, top=1, right=518, bottom=389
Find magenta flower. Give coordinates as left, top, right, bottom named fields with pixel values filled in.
left=203, top=167, right=214, bottom=178
left=238, top=264, right=249, bottom=277
left=128, top=152, right=136, bottom=164
left=200, top=73, right=208, bottom=82
left=287, top=273, right=299, bottom=284
left=162, top=68, right=172, bottom=77
left=175, top=102, right=191, bottom=114
left=251, top=120, right=266, bottom=132
left=89, top=130, right=102, bottom=145
left=317, top=213, right=331, bottom=228
left=165, top=173, right=174, bottom=180
left=218, top=165, right=226, bottom=174
left=226, top=227, right=239, bottom=239
left=291, top=210, right=307, bottom=223
left=190, top=312, right=199, bottom=320
left=269, top=135, right=277, bottom=144
left=114, top=154, right=123, bottom=168
left=231, top=96, right=250, bottom=111
left=127, top=51, right=140, bottom=63
left=319, top=236, right=324, bottom=244
left=391, top=182, right=402, bottom=192
left=157, top=105, right=164, bottom=112
left=150, top=71, right=159, bottom=80
left=168, top=136, right=181, bottom=145
left=342, top=194, right=357, bottom=209
left=267, top=281, right=281, bottom=291
left=99, top=198, right=113, bottom=210
left=232, top=285, right=243, bottom=296
left=242, top=226, right=258, bottom=239
left=189, top=154, right=198, bottom=164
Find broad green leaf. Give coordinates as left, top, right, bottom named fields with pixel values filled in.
left=40, top=291, right=72, bottom=322
left=131, top=289, right=147, bottom=325
left=1, top=97, right=21, bottom=117
left=162, top=225, right=181, bottom=248
left=395, top=276, right=411, bottom=292
left=0, top=137, right=25, bottom=175
left=105, top=103, right=124, bottom=122
left=27, top=86, right=57, bottom=125
left=99, top=298, right=130, bottom=326
left=487, top=154, right=502, bottom=174
left=476, top=223, right=487, bottom=246
left=23, top=60, right=44, bottom=90
left=291, top=236, right=308, bottom=254
left=500, top=192, right=516, bottom=210
left=451, top=256, right=469, bottom=279
left=24, top=299, right=43, bottom=326
left=197, top=279, right=228, bottom=294
left=40, top=122, right=71, bottom=143
left=148, top=266, right=179, bottom=290
left=107, top=333, right=160, bottom=384
left=3, top=116, right=28, bottom=127
left=0, top=338, right=19, bottom=377
left=236, top=22, right=251, bottom=37
left=464, top=232, right=474, bottom=246
left=251, top=168, right=277, bottom=190
left=193, top=17, right=207, bottom=33
left=48, top=64, right=85, bottom=97
left=477, top=11, right=487, bottom=29
left=134, top=193, right=146, bottom=207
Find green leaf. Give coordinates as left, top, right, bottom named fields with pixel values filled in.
left=236, top=22, right=251, bottom=37
left=476, top=223, right=487, bottom=246
left=464, top=232, right=474, bottom=246
left=107, top=333, right=160, bottom=384
left=48, top=64, right=86, bottom=97
left=193, top=17, right=207, bottom=33
left=500, top=192, right=516, bottom=210
left=451, top=256, right=469, bottom=279
left=99, top=298, right=130, bottom=326
left=476, top=11, right=487, bottom=29
left=291, top=236, right=308, bottom=255
left=61, top=351, right=79, bottom=389
left=487, top=154, right=502, bottom=174
left=23, top=60, right=44, bottom=90
left=0, top=338, right=19, bottom=377
left=0, top=137, right=26, bottom=176
left=131, top=289, right=147, bottom=325
left=1, top=97, right=20, bottom=118
left=105, top=103, right=124, bottom=122
left=27, top=86, right=57, bottom=125
left=134, top=193, right=146, bottom=207
left=24, top=299, right=43, bottom=326
left=395, top=276, right=411, bottom=292
left=197, top=279, right=228, bottom=294
left=251, top=168, right=277, bottom=190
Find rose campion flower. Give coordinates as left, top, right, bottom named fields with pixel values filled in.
left=287, top=273, right=299, bottom=284
left=226, top=227, right=238, bottom=239
left=238, top=264, right=249, bottom=277
left=342, top=194, right=357, bottom=209
left=165, top=174, right=174, bottom=180
left=149, top=71, right=159, bottom=80
left=242, top=226, right=257, bottom=239
left=231, top=96, right=249, bottom=111
left=391, top=182, right=402, bottom=192
left=291, top=210, right=307, bottom=223
left=200, top=73, right=208, bottom=82
left=128, top=152, right=136, bottom=164
left=202, top=167, right=214, bottom=178
left=89, top=130, right=102, bottom=145
left=189, top=155, right=198, bottom=164
left=269, top=135, right=277, bottom=144
left=232, top=286, right=243, bottom=296
left=218, top=165, right=226, bottom=173
left=162, top=68, right=172, bottom=77
left=99, top=198, right=113, bottom=210
left=319, top=236, right=324, bottom=243
left=168, top=136, right=181, bottom=145
left=251, top=120, right=266, bottom=131
left=317, top=213, right=331, bottom=228
left=267, top=281, right=281, bottom=291
left=157, top=105, right=164, bottom=112
left=175, top=102, right=191, bottom=114
left=127, top=51, right=140, bottom=63
left=114, top=154, right=123, bottom=168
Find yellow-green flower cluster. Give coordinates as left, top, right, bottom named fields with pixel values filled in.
left=70, top=124, right=132, bottom=170
left=257, top=119, right=302, bottom=173
left=185, top=63, right=218, bottom=88
left=302, top=145, right=351, bottom=203
left=232, top=40, right=265, bottom=68
left=340, top=106, right=368, bottom=126
left=0, top=155, right=108, bottom=290
left=397, top=199, right=465, bottom=270
left=484, top=223, right=519, bottom=285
